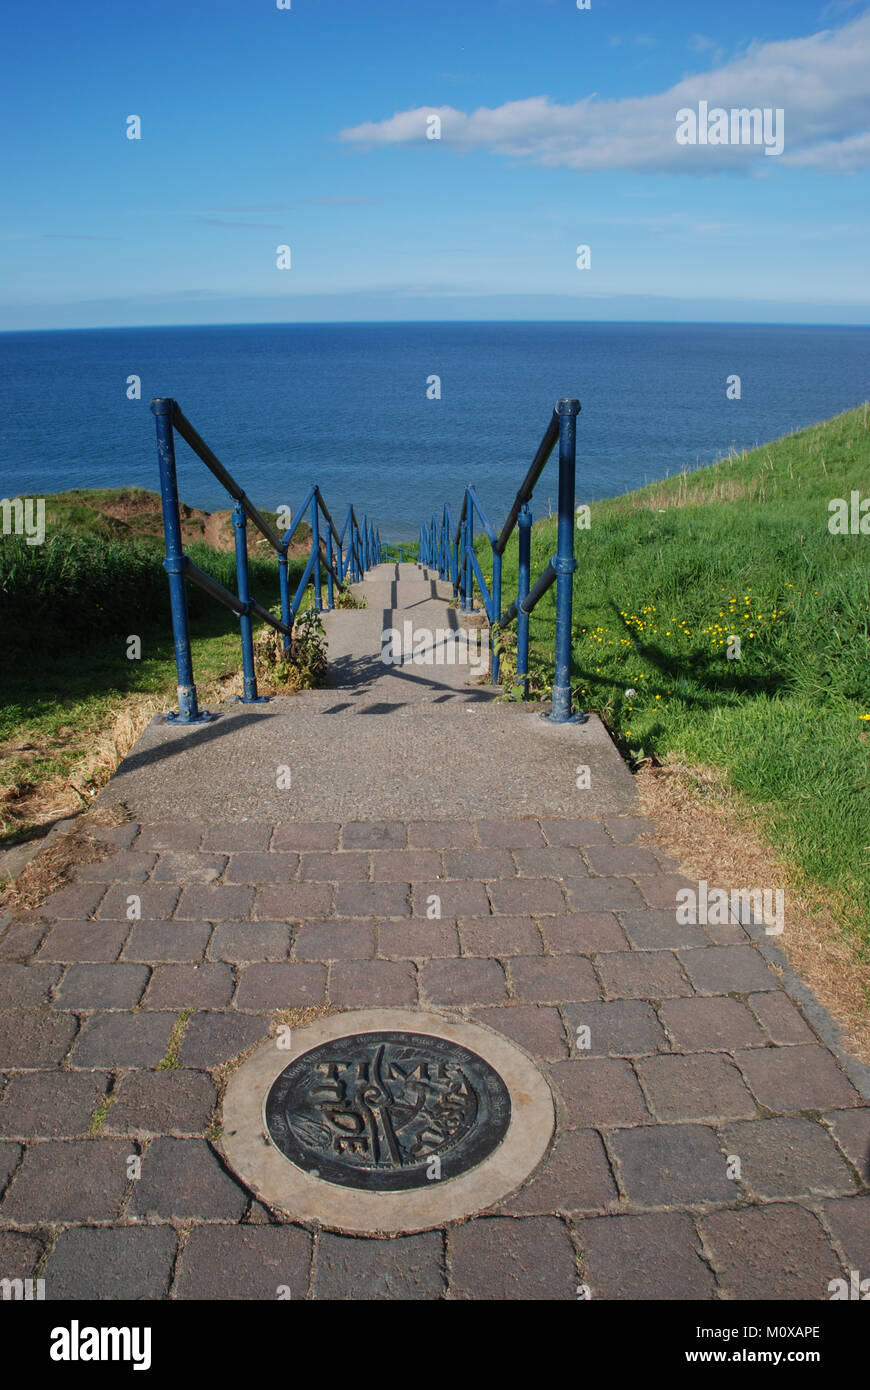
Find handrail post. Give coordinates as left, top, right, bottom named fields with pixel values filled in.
left=311, top=492, right=323, bottom=609
left=548, top=398, right=581, bottom=722
left=151, top=398, right=209, bottom=723
left=278, top=549, right=291, bottom=653
left=491, top=547, right=502, bottom=683
left=462, top=501, right=474, bottom=612
left=516, top=503, right=532, bottom=697
left=233, top=502, right=266, bottom=704
left=325, top=513, right=335, bottom=609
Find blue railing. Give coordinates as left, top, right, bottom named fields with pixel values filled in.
left=151, top=397, right=382, bottom=723
left=419, top=398, right=582, bottom=723
left=381, top=541, right=417, bottom=564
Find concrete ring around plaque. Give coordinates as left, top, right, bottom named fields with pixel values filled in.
left=220, top=1007, right=556, bottom=1234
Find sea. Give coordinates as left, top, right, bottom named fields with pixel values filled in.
left=0, top=322, right=867, bottom=542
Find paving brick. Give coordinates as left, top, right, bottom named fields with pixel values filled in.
left=540, top=912, right=629, bottom=954
left=632, top=874, right=696, bottom=909
left=371, top=850, right=444, bottom=881
left=579, top=1211, right=715, bottom=1299
left=458, top=915, right=542, bottom=956
left=605, top=815, right=658, bottom=842
left=679, top=945, right=779, bottom=995
left=1, top=1139, right=132, bottom=1222
left=539, top=819, right=610, bottom=847
left=407, top=821, right=476, bottom=848
left=255, top=884, right=334, bottom=918
left=130, top=1137, right=248, bottom=1220
left=0, top=963, right=61, bottom=1008
left=70, top=1011, right=176, bottom=1068
left=82, top=821, right=139, bottom=850
left=475, top=820, right=545, bottom=848
left=295, top=919, right=377, bottom=960
left=55, top=962, right=150, bottom=1009
left=151, top=852, right=227, bottom=883
left=377, top=918, right=459, bottom=959
left=271, top=822, right=339, bottom=851
left=176, top=1223, right=312, bottom=1299
left=564, top=877, right=646, bottom=912
left=420, top=958, right=507, bottom=1006
left=412, top=880, right=490, bottom=918
left=619, top=909, right=710, bottom=950
left=550, top=1059, right=649, bottom=1127
left=0, top=1071, right=110, bottom=1138
left=442, top=849, right=513, bottom=880
left=598, top=951, right=692, bottom=1001
left=501, top=1129, right=617, bottom=1214
left=341, top=822, right=406, bottom=849
left=39, top=881, right=107, bottom=919
left=123, top=921, right=212, bottom=963
left=179, top=1011, right=267, bottom=1067
left=44, top=1226, right=178, bottom=1300
left=314, top=1231, right=443, bottom=1300
left=824, top=1107, right=870, bottom=1181
left=37, top=919, right=130, bottom=963
left=610, top=1123, right=735, bottom=1207
left=721, top=1117, right=856, bottom=1199
left=330, top=959, right=417, bottom=1007
left=136, top=823, right=206, bottom=851
left=0, top=920, right=50, bottom=960
left=821, top=1195, right=870, bottom=1272
left=449, top=1216, right=576, bottom=1299
left=701, top=1204, right=841, bottom=1300
left=105, top=1070, right=218, bottom=1135
left=472, top=1004, right=569, bottom=1060
left=298, top=851, right=369, bottom=881
left=207, top=920, right=289, bottom=962
left=659, top=996, right=766, bottom=1052
left=509, top=955, right=599, bottom=1004
left=512, top=846, right=589, bottom=878
left=735, top=1044, right=860, bottom=1113
left=236, top=962, right=327, bottom=1010
left=334, top=881, right=416, bottom=918
left=0, top=1230, right=43, bottom=1278
left=77, top=851, right=157, bottom=883
left=637, top=1054, right=757, bottom=1122
left=585, top=845, right=660, bottom=876
left=0, top=1011, right=77, bottom=1066
left=487, top=879, right=565, bottom=916
left=175, top=884, right=255, bottom=920
left=202, top=822, right=273, bottom=852
left=96, top=883, right=180, bottom=920
left=0, top=1140, right=21, bottom=1195
left=563, top=1000, right=667, bottom=1057
left=747, top=991, right=817, bottom=1044
left=143, top=963, right=234, bottom=1008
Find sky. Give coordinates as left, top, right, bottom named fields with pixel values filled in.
left=1, top=0, right=869, bottom=329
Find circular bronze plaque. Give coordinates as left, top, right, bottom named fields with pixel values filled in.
left=264, top=1031, right=512, bottom=1191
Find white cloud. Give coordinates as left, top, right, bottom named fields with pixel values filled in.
left=338, top=12, right=870, bottom=174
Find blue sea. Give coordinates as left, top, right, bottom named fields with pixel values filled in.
left=0, top=322, right=868, bottom=542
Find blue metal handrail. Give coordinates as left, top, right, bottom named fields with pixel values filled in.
left=151, top=397, right=382, bottom=723
left=419, top=398, right=581, bottom=722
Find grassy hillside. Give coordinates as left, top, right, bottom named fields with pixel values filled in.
left=487, top=403, right=870, bottom=947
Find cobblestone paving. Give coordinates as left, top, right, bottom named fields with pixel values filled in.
left=1, top=811, right=868, bottom=1300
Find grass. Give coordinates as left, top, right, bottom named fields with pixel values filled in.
left=479, top=402, right=870, bottom=950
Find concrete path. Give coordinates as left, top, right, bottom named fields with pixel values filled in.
left=0, top=563, right=868, bottom=1300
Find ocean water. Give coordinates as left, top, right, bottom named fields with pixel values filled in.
left=0, top=322, right=867, bottom=542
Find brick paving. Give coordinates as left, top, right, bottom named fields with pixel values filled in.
left=1, top=562, right=868, bottom=1301
left=1, top=809, right=869, bottom=1301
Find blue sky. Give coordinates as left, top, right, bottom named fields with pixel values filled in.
left=2, top=0, right=869, bottom=328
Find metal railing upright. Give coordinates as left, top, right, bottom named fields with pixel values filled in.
left=151, top=397, right=382, bottom=723
left=419, top=398, right=582, bottom=723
